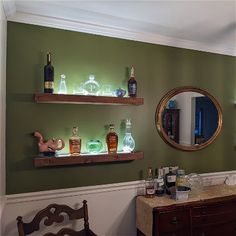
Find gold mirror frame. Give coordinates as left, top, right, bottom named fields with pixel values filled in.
left=155, top=86, right=223, bottom=151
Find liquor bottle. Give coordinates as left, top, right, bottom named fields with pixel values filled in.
left=145, top=167, right=155, bottom=198
left=106, top=124, right=118, bottom=153
left=165, top=167, right=176, bottom=195
left=122, top=119, right=135, bottom=152
left=128, top=66, right=137, bottom=97
left=153, top=168, right=159, bottom=194
left=156, top=168, right=165, bottom=196
left=69, top=127, right=81, bottom=156
left=44, top=52, right=54, bottom=93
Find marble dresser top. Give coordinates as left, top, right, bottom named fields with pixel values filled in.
left=136, top=184, right=236, bottom=236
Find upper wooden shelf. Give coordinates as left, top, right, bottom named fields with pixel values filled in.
left=34, top=151, right=143, bottom=167
left=34, top=93, right=144, bottom=105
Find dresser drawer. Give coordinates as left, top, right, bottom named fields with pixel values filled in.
left=192, top=200, right=236, bottom=216
left=192, top=221, right=236, bottom=236
left=158, top=209, right=190, bottom=234
left=191, top=200, right=236, bottom=226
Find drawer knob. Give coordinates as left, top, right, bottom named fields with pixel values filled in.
left=171, top=216, right=178, bottom=225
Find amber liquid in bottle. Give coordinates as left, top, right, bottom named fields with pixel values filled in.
left=69, top=127, right=81, bottom=156
left=44, top=52, right=54, bottom=93
left=128, top=66, right=137, bottom=97
left=106, top=124, right=118, bottom=153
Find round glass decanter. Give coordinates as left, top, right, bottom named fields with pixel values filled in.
left=83, top=74, right=100, bottom=95
left=86, top=140, right=103, bottom=153
left=58, top=74, right=67, bottom=94
left=122, top=119, right=135, bottom=152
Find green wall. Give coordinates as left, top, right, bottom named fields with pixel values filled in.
left=6, top=22, right=236, bottom=194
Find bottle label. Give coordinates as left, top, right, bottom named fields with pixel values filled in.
left=167, top=175, right=176, bottom=183
left=146, top=187, right=155, bottom=195
left=70, top=139, right=81, bottom=155
left=45, top=81, right=54, bottom=89
left=107, top=135, right=118, bottom=153
left=128, top=83, right=137, bottom=95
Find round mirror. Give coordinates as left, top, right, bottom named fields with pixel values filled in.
left=155, top=87, right=223, bottom=151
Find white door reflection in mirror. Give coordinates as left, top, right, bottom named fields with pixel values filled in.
left=169, top=92, right=218, bottom=146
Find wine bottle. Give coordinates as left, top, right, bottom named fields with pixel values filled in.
left=44, top=52, right=54, bottom=93
left=128, top=66, right=137, bottom=97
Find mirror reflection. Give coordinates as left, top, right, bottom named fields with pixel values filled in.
left=163, top=92, right=218, bottom=146
left=156, top=87, right=223, bottom=151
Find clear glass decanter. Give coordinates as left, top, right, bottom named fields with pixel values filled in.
left=83, top=74, right=100, bottom=95
left=58, top=74, right=67, bottom=94
left=122, top=119, right=135, bottom=152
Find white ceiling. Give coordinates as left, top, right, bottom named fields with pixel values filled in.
left=3, top=0, right=236, bottom=56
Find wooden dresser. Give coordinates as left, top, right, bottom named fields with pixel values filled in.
left=136, top=185, right=236, bottom=236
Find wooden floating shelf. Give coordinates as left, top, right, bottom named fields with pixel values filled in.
left=34, top=151, right=144, bottom=167
left=34, top=93, right=144, bottom=105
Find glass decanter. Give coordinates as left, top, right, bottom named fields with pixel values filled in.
left=86, top=139, right=103, bottom=153
left=58, top=74, right=67, bottom=94
left=83, top=74, right=100, bottom=95
left=122, top=119, right=135, bottom=152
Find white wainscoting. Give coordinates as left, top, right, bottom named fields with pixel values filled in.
left=2, top=170, right=236, bottom=236
left=3, top=181, right=145, bottom=236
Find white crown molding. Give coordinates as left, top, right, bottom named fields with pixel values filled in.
left=3, top=8, right=236, bottom=57
left=5, top=170, right=236, bottom=205
left=2, top=0, right=16, bottom=18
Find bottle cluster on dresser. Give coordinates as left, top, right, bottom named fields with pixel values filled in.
left=44, top=52, right=137, bottom=97
left=68, top=119, right=135, bottom=156
left=145, top=166, right=187, bottom=198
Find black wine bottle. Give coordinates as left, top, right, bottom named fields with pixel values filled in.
left=44, top=52, right=54, bottom=93
left=128, top=66, right=137, bottom=97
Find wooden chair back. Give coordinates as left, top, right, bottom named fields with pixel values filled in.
left=16, top=200, right=97, bottom=236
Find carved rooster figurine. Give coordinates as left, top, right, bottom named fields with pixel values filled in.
left=34, top=131, right=65, bottom=155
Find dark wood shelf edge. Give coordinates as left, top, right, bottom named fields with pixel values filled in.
left=34, top=151, right=144, bottom=167
left=34, top=93, right=144, bottom=105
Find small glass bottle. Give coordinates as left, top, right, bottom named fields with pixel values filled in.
left=145, top=167, right=155, bottom=198
left=106, top=124, right=118, bottom=153
left=58, top=74, right=67, bottom=94
left=165, top=167, right=176, bottom=195
left=128, top=66, right=137, bottom=97
left=69, top=127, right=81, bottom=156
left=122, top=119, right=135, bottom=152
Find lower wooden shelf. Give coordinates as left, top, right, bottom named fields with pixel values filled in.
left=34, top=151, right=143, bottom=167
